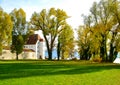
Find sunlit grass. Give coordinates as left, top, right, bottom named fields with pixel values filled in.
left=0, top=60, right=120, bottom=85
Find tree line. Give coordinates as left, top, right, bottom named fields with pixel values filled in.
left=0, top=0, right=120, bottom=62
left=78, top=0, right=120, bottom=62
left=0, top=7, right=74, bottom=60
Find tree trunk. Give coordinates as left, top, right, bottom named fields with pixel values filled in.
left=109, top=39, right=114, bottom=62
left=0, top=43, right=2, bottom=56
left=108, top=32, right=117, bottom=62
left=80, top=51, right=84, bottom=60
left=57, top=41, right=60, bottom=61
left=85, top=50, right=88, bottom=60
left=80, top=47, right=89, bottom=60
left=44, top=36, right=53, bottom=60
left=100, top=36, right=107, bottom=62
left=48, top=49, right=52, bottom=60
left=16, top=52, right=18, bottom=60
left=114, top=51, right=118, bottom=59
left=61, top=50, right=65, bottom=59
left=100, top=46, right=105, bottom=61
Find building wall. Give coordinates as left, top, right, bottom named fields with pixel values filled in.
left=24, top=40, right=45, bottom=59
left=0, top=50, right=36, bottom=60
left=20, top=52, right=36, bottom=59
left=24, top=44, right=37, bottom=59
left=0, top=50, right=16, bottom=59
left=36, top=41, right=40, bottom=59
left=24, top=45, right=36, bottom=51
left=40, top=41, right=45, bottom=59
left=0, top=50, right=18, bottom=60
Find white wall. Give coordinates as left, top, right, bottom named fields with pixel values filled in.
left=40, top=41, right=45, bottom=59
left=24, top=41, right=45, bottom=59
left=24, top=44, right=37, bottom=59
left=24, top=45, right=36, bottom=51
left=20, top=52, right=36, bottom=59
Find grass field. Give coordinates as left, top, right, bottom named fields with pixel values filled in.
left=0, top=60, right=120, bottom=85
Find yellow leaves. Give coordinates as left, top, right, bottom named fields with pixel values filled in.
left=0, top=8, right=13, bottom=46
left=15, top=8, right=26, bottom=21
left=10, top=8, right=26, bottom=36
left=49, top=8, right=56, bottom=16
left=30, top=7, right=69, bottom=59
left=31, top=7, right=68, bottom=36
left=10, top=8, right=26, bottom=25
left=40, top=9, right=46, bottom=19
left=18, top=8, right=26, bottom=17
left=59, top=24, right=74, bottom=58
left=57, top=12, right=67, bottom=22
left=63, top=51, right=69, bottom=59
left=78, top=24, right=102, bottom=55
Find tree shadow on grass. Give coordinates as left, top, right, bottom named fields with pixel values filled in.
left=0, top=62, right=120, bottom=80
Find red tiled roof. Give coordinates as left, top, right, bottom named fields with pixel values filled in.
left=26, top=34, right=43, bottom=45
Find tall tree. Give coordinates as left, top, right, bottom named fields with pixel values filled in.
left=11, top=35, right=24, bottom=60
left=77, top=25, right=93, bottom=60
left=108, top=0, right=120, bottom=62
left=79, top=0, right=120, bottom=62
left=58, top=24, right=74, bottom=60
left=0, top=8, right=13, bottom=55
left=31, top=8, right=68, bottom=60
left=10, top=8, right=26, bottom=60
left=89, top=0, right=114, bottom=61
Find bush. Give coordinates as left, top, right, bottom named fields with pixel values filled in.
left=72, top=57, right=78, bottom=61
left=90, top=55, right=102, bottom=62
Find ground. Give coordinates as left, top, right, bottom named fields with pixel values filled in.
left=0, top=60, right=120, bottom=85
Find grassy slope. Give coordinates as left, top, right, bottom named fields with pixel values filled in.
left=0, top=60, right=120, bottom=85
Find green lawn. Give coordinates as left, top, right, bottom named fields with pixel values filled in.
left=0, top=60, right=120, bottom=85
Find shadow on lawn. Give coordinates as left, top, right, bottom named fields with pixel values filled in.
left=0, top=62, right=120, bottom=80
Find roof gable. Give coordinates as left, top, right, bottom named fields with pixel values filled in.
left=26, top=34, right=42, bottom=45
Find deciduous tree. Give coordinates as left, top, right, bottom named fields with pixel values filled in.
left=78, top=0, right=120, bottom=62
left=10, top=8, right=26, bottom=60
left=89, top=0, right=114, bottom=61
left=0, top=8, right=13, bottom=55
left=108, top=0, right=120, bottom=62
left=31, top=8, right=68, bottom=60
left=58, top=24, right=74, bottom=60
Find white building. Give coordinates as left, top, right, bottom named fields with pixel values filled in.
left=24, top=34, right=45, bottom=59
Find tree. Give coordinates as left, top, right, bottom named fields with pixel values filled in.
left=31, top=8, right=68, bottom=60
left=58, top=24, right=74, bottom=60
left=77, top=25, right=93, bottom=60
left=108, top=0, right=120, bottom=62
left=89, top=0, right=114, bottom=61
left=79, top=0, right=120, bottom=62
left=0, top=8, right=13, bottom=55
left=10, top=8, right=26, bottom=60
left=11, top=35, right=24, bottom=60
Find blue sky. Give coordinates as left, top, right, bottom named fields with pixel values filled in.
left=0, top=0, right=100, bottom=28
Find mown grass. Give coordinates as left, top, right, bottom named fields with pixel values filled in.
left=0, top=60, right=120, bottom=85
